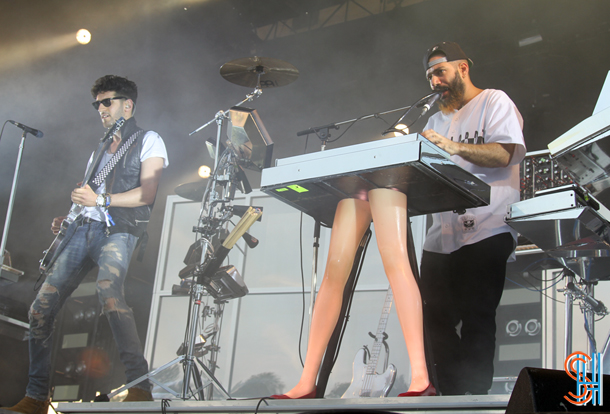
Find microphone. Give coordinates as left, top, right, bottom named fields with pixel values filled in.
left=8, top=120, right=43, bottom=138
left=296, top=123, right=339, bottom=137
left=382, top=91, right=443, bottom=136
left=419, top=91, right=442, bottom=114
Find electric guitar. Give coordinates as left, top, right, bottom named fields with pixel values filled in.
left=39, top=118, right=125, bottom=274
left=342, top=286, right=397, bottom=398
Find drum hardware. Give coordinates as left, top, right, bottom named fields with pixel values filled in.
left=97, top=146, right=263, bottom=401
left=173, top=127, right=264, bottom=399
left=219, top=56, right=299, bottom=89
left=175, top=180, right=207, bottom=201
left=173, top=71, right=273, bottom=398
left=100, top=58, right=279, bottom=401
left=190, top=56, right=296, bottom=170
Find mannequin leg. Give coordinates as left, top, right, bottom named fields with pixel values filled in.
left=280, top=198, right=372, bottom=398
left=368, top=188, right=429, bottom=392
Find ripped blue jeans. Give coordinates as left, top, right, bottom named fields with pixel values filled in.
left=27, top=220, right=150, bottom=400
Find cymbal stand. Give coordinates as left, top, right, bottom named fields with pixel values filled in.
left=180, top=84, right=266, bottom=397
left=181, top=148, right=247, bottom=399
left=193, top=297, right=227, bottom=400
left=102, top=151, right=244, bottom=401
left=189, top=84, right=263, bottom=170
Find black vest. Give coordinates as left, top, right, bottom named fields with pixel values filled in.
left=97, top=117, right=152, bottom=237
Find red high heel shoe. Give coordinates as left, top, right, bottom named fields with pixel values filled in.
left=398, top=383, right=437, bottom=397
left=270, top=388, right=317, bottom=399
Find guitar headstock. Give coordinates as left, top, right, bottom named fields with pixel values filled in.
left=103, top=117, right=126, bottom=142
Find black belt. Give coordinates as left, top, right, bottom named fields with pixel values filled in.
left=77, top=216, right=102, bottom=224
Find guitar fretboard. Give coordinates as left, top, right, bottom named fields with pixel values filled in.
left=363, top=286, right=393, bottom=381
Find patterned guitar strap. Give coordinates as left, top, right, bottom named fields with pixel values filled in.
left=90, top=129, right=145, bottom=188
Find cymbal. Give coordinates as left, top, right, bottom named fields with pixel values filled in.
left=220, top=56, right=299, bottom=88
left=175, top=181, right=206, bottom=201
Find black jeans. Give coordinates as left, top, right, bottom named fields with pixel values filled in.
left=420, top=232, right=514, bottom=395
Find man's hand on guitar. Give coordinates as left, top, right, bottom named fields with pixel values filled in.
left=51, top=216, right=67, bottom=235
left=71, top=184, right=97, bottom=207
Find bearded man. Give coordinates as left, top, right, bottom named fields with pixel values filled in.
left=418, top=42, right=526, bottom=395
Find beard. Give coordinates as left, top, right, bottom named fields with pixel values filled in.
left=438, top=73, right=466, bottom=114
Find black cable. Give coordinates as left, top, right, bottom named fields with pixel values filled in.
left=519, top=257, right=567, bottom=282
left=505, top=276, right=565, bottom=305
left=584, top=315, right=597, bottom=353
left=324, top=117, right=360, bottom=144
left=253, top=397, right=270, bottom=414
left=33, top=272, right=45, bottom=291
left=298, top=211, right=306, bottom=367
left=0, top=121, right=8, bottom=144
left=296, top=134, right=311, bottom=368
left=330, top=229, right=372, bottom=367
left=504, top=258, right=568, bottom=304
left=316, top=228, right=372, bottom=395
left=161, top=399, right=171, bottom=414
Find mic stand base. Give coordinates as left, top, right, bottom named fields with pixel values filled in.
left=105, top=284, right=231, bottom=401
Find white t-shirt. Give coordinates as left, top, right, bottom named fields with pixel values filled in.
left=423, top=89, right=526, bottom=254
left=83, top=130, right=168, bottom=221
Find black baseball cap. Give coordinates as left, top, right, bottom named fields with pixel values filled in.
left=423, top=41, right=473, bottom=71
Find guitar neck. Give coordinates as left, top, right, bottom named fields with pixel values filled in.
left=365, top=286, right=393, bottom=374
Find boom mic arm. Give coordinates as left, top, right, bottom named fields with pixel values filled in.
left=382, top=91, right=442, bottom=136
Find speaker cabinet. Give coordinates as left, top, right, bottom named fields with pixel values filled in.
left=506, top=367, right=609, bottom=413
left=49, top=281, right=123, bottom=401
left=491, top=251, right=544, bottom=394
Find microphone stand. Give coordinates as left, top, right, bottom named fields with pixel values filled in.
left=189, top=84, right=262, bottom=170
left=296, top=105, right=412, bottom=150
left=1, top=130, right=31, bottom=280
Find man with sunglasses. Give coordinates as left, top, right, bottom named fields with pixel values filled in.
left=8, top=75, right=167, bottom=411
left=417, top=42, right=526, bottom=396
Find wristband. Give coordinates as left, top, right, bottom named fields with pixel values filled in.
left=96, top=193, right=111, bottom=209
left=96, top=193, right=106, bottom=208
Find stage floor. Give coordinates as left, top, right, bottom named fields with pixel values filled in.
left=53, top=394, right=510, bottom=414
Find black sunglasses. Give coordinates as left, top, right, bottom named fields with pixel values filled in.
left=92, top=96, right=127, bottom=110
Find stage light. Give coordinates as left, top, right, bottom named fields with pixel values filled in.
left=392, top=124, right=409, bottom=137
left=76, top=29, right=91, bottom=45
left=0, top=32, right=76, bottom=72
left=198, top=165, right=211, bottom=178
